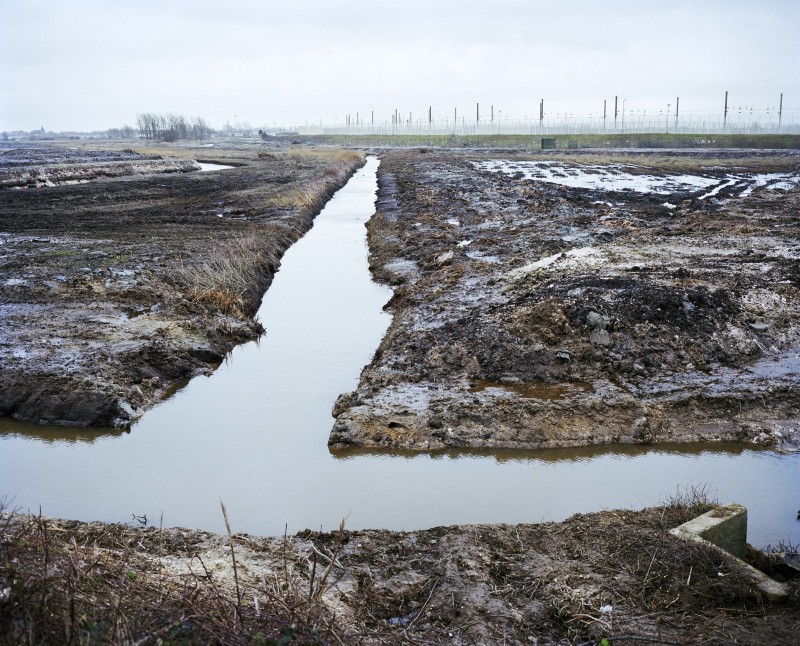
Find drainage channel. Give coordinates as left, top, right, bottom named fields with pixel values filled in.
left=1, top=156, right=798, bottom=549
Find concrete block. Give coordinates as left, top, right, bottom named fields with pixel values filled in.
left=670, top=503, right=789, bottom=602
left=670, top=502, right=747, bottom=558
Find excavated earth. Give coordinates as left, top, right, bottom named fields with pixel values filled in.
left=0, top=140, right=364, bottom=427
left=2, top=502, right=798, bottom=645
left=3, top=143, right=800, bottom=645
left=331, top=149, right=800, bottom=452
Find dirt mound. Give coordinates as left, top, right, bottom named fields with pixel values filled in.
left=331, top=149, right=800, bottom=451
left=2, top=498, right=797, bottom=644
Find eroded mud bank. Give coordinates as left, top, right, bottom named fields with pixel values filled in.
left=0, top=142, right=364, bottom=427
left=331, top=149, right=800, bottom=451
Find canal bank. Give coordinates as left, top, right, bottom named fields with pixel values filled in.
left=2, top=155, right=798, bottom=550
left=0, top=142, right=365, bottom=427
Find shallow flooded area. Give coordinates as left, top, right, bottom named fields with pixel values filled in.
left=197, top=161, right=234, bottom=171
left=2, top=155, right=798, bottom=550
left=473, top=159, right=800, bottom=197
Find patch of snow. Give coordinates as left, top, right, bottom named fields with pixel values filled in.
left=741, top=289, right=786, bottom=316
left=739, top=172, right=800, bottom=197
left=457, top=239, right=473, bottom=247
left=466, top=251, right=499, bottom=263
left=476, top=160, right=800, bottom=200
left=384, top=258, right=420, bottom=278
left=506, top=247, right=603, bottom=280
left=435, top=250, right=454, bottom=264
left=197, top=162, right=234, bottom=172
left=474, top=160, right=720, bottom=194
left=698, top=177, right=740, bottom=200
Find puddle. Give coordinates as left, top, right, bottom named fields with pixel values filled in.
left=474, top=160, right=800, bottom=198
left=469, top=379, right=589, bottom=400
left=1, top=156, right=799, bottom=549
left=197, top=162, right=234, bottom=172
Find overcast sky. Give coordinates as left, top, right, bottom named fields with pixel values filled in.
left=1, top=0, right=798, bottom=132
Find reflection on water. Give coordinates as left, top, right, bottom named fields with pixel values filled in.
left=1, top=156, right=799, bottom=549
left=331, top=441, right=760, bottom=464
left=0, top=417, right=124, bottom=445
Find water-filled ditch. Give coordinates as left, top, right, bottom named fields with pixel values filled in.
left=1, top=156, right=798, bottom=549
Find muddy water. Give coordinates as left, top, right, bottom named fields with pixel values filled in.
left=1, top=156, right=799, bottom=549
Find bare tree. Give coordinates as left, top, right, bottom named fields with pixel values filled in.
left=137, top=112, right=212, bottom=142
left=191, top=117, right=210, bottom=140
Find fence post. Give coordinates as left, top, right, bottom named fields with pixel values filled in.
left=723, top=91, right=728, bottom=132
left=539, top=99, right=544, bottom=134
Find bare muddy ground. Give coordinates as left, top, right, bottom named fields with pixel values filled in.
left=2, top=500, right=797, bottom=645
left=0, top=141, right=364, bottom=427
left=331, top=149, right=800, bottom=452
left=0, top=145, right=199, bottom=189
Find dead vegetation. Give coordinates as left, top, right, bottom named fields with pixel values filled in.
left=171, top=149, right=363, bottom=319
left=173, top=225, right=295, bottom=318
left=2, top=490, right=797, bottom=645
left=0, top=503, right=349, bottom=645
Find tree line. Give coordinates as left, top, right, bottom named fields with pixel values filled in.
left=136, top=113, right=211, bottom=141
left=107, top=125, right=136, bottom=139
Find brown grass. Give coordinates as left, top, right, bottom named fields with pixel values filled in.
left=173, top=149, right=364, bottom=318
left=0, top=504, right=349, bottom=645
left=174, top=228, right=290, bottom=318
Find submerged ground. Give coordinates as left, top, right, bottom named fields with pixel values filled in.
left=331, top=148, right=800, bottom=453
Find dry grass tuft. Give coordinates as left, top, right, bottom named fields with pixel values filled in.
left=174, top=229, right=289, bottom=318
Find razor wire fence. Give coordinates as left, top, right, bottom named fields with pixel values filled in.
left=297, top=109, right=800, bottom=136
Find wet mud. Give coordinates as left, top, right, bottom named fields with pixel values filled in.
left=331, top=149, right=800, bottom=452
left=0, top=141, right=364, bottom=427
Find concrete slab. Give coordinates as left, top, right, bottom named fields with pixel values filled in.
left=670, top=503, right=789, bottom=602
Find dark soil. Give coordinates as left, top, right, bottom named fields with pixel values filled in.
left=330, top=149, right=800, bottom=452
left=0, top=141, right=364, bottom=427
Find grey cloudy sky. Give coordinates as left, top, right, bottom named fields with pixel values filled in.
left=1, top=0, right=798, bottom=131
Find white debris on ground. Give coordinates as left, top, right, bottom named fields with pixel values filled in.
left=506, top=246, right=603, bottom=281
